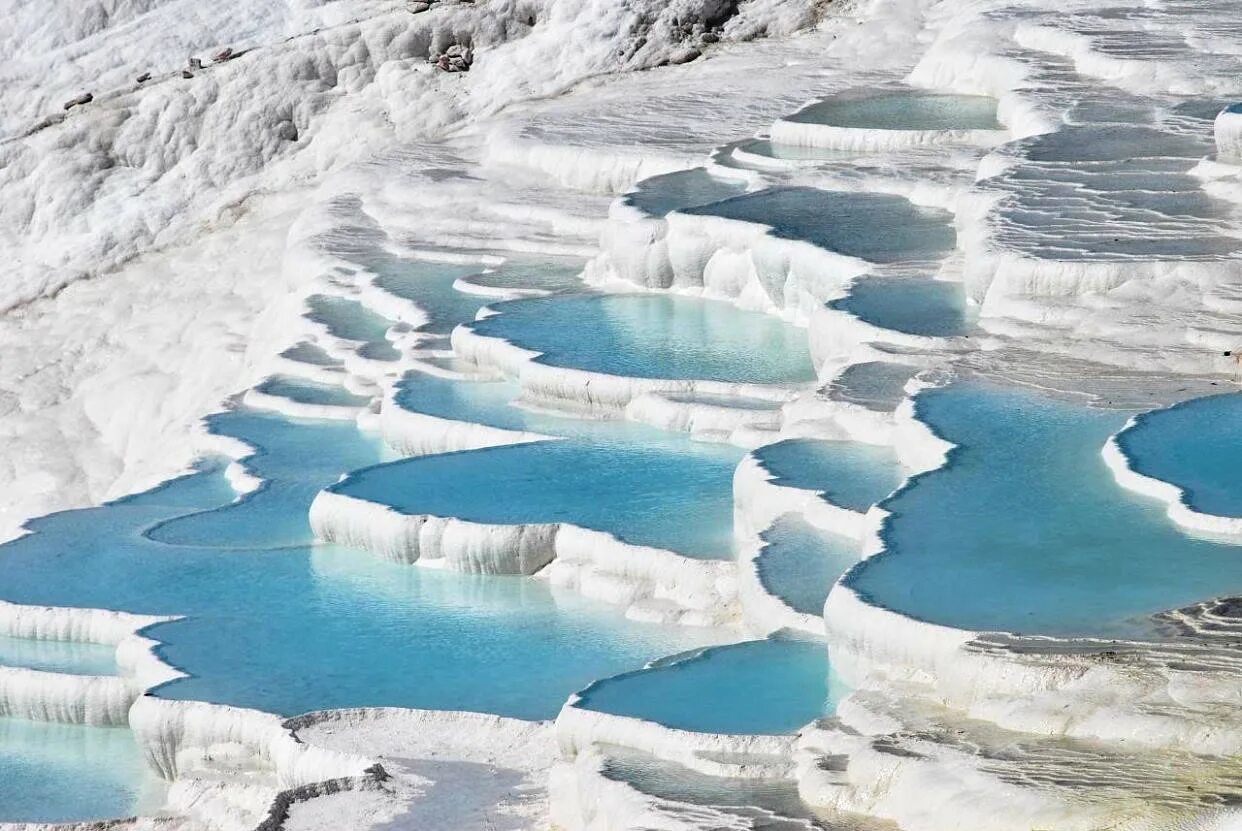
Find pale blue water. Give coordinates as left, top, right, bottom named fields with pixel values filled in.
left=682, top=188, right=955, bottom=265
left=624, top=168, right=748, bottom=217
left=832, top=277, right=971, bottom=337
left=828, top=361, right=918, bottom=412
left=0, top=636, right=117, bottom=676
left=753, top=438, right=905, bottom=513
left=280, top=342, right=342, bottom=367
left=305, top=295, right=394, bottom=343
left=1117, top=393, right=1242, bottom=517
left=255, top=375, right=371, bottom=408
left=733, top=138, right=860, bottom=163
left=0, top=718, right=161, bottom=822
left=787, top=93, right=1001, bottom=130
left=756, top=516, right=860, bottom=616
left=460, top=257, right=586, bottom=294
left=574, top=636, right=838, bottom=735
left=371, top=260, right=490, bottom=335
left=385, top=371, right=747, bottom=558
left=330, top=439, right=740, bottom=560
left=846, top=382, right=1242, bottom=637
left=467, top=294, right=816, bottom=384
left=0, top=411, right=718, bottom=726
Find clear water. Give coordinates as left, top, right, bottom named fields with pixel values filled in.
left=624, top=168, right=748, bottom=217
left=733, top=139, right=860, bottom=163
left=467, top=294, right=816, bottom=384
left=787, top=93, right=1002, bottom=131
left=846, top=381, right=1242, bottom=637
left=461, top=257, right=586, bottom=294
left=330, top=439, right=741, bottom=560
left=832, top=277, right=971, bottom=337
left=753, top=438, right=905, bottom=513
left=0, top=717, right=162, bottom=822
left=601, top=746, right=830, bottom=827
left=828, top=361, right=918, bottom=412
left=0, top=636, right=117, bottom=676
left=280, top=342, right=342, bottom=367
left=356, top=340, right=401, bottom=362
left=385, top=371, right=751, bottom=558
left=0, top=411, right=717, bottom=721
left=255, top=375, right=371, bottom=408
left=682, top=188, right=955, bottom=265
left=1117, top=392, right=1242, bottom=517
left=305, top=295, right=395, bottom=343
left=574, top=636, right=837, bottom=735
left=371, top=260, right=491, bottom=335
left=756, top=516, right=860, bottom=617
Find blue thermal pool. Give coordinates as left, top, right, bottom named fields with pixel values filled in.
left=370, top=259, right=491, bottom=335
left=305, top=295, right=394, bottom=343
left=0, top=636, right=117, bottom=676
left=459, top=257, right=586, bottom=294
left=756, top=516, right=861, bottom=617
left=831, top=277, right=972, bottom=337
left=623, top=168, right=749, bottom=218
left=0, top=635, right=117, bottom=675
left=0, top=718, right=162, bottom=823
left=573, top=637, right=838, bottom=735
left=753, top=438, right=905, bottom=513
left=731, top=138, right=861, bottom=163
left=0, top=411, right=718, bottom=721
left=255, top=375, right=372, bottom=408
left=828, top=361, right=918, bottom=412
left=681, top=188, right=955, bottom=264
left=329, top=437, right=741, bottom=560
left=280, top=342, right=342, bottom=367
left=846, top=381, right=1242, bottom=638
left=1115, top=393, right=1242, bottom=518
left=786, top=92, right=1002, bottom=131
left=466, top=294, right=816, bottom=384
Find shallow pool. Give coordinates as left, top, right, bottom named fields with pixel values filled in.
left=754, top=438, right=905, bottom=513
left=831, top=277, right=971, bottom=337
left=255, top=375, right=372, bottom=408
left=681, top=188, right=955, bottom=265
left=846, top=381, right=1242, bottom=637
left=0, top=636, right=117, bottom=676
left=305, top=295, right=394, bottom=343
left=467, top=294, right=816, bottom=384
left=1116, top=393, right=1242, bottom=518
left=574, top=636, right=837, bottom=735
left=0, top=411, right=718, bottom=721
left=0, top=718, right=162, bottom=823
left=786, top=92, right=1001, bottom=131
left=757, top=516, right=860, bottom=617
left=828, top=361, right=918, bottom=412
left=624, top=168, right=749, bottom=218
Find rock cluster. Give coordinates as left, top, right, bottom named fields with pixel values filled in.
left=431, top=43, right=474, bottom=72
left=62, top=92, right=92, bottom=111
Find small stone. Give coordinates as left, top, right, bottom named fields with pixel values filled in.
left=62, top=92, right=93, bottom=110
left=188, top=57, right=203, bottom=70
left=213, top=47, right=235, bottom=63
left=136, top=72, right=151, bottom=84
left=407, top=0, right=431, bottom=11
left=445, top=44, right=465, bottom=57
left=701, top=32, right=719, bottom=43
left=182, top=70, right=195, bottom=79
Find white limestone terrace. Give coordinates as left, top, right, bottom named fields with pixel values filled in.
left=11, top=0, right=1242, bottom=830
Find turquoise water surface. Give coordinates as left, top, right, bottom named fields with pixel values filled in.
left=757, top=516, right=861, bottom=617
left=574, top=636, right=837, bottom=734
left=832, top=277, right=972, bottom=337
left=1116, top=393, right=1242, bottom=518
left=682, top=188, right=955, bottom=265
left=466, top=294, right=817, bottom=384
left=847, top=381, right=1242, bottom=637
left=786, top=92, right=1001, bottom=131
left=754, top=438, right=905, bottom=513
left=0, top=717, right=162, bottom=822
left=624, top=168, right=748, bottom=217
left=0, top=636, right=117, bottom=676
